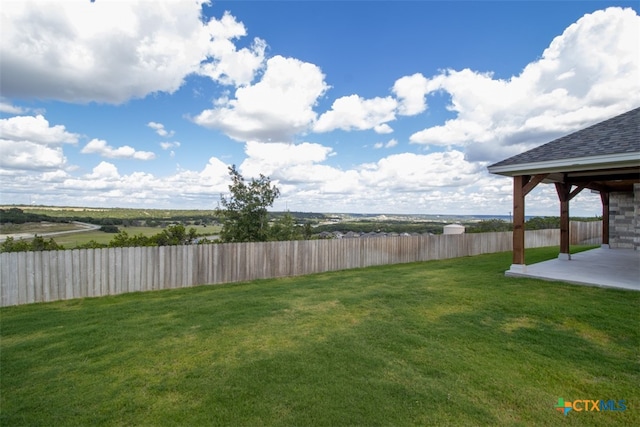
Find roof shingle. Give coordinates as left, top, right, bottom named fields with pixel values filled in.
left=488, top=107, right=640, bottom=169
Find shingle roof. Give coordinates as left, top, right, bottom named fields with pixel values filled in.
left=488, top=107, right=640, bottom=169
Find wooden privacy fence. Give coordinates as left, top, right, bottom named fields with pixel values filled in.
left=0, top=223, right=601, bottom=307
left=570, top=220, right=602, bottom=245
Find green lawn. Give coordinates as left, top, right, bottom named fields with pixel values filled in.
left=1, top=247, right=638, bottom=426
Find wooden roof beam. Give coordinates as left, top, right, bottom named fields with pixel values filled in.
left=568, top=183, right=588, bottom=200
left=522, top=173, right=549, bottom=196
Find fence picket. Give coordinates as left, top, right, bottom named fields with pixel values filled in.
left=0, top=223, right=602, bottom=306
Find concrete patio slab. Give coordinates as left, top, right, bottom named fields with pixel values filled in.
left=506, top=247, right=640, bottom=291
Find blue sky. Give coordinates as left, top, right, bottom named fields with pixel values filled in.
left=1, top=1, right=639, bottom=215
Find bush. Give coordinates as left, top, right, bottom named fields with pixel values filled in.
left=0, top=235, right=64, bottom=253
left=99, top=225, right=120, bottom=233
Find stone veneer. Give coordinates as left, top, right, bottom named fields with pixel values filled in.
left=609, top=183, right=640, bottom=250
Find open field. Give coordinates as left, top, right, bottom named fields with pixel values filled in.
left=0, top=221, right=83, bottom=235
left=51, top=226, right=163, bottom=247
left=1, top=224, right=220, bottom=248
left=1, top=206, right=218, bottom=220
left=1, top=247, right=637, bottom=426
left=52, top=225, right=220, bottom=248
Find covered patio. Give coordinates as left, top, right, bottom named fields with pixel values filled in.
left=488, top=107, right=640, bottom=289
left=506, top=247, right=639, bottom=291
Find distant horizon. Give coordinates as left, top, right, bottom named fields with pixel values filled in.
left=1, top=203, right=602, bottom=220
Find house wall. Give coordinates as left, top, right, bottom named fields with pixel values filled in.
left=609, top=183, right=640, bottom=250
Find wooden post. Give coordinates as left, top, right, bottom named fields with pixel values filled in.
left=600, top=191, right=610, bottom=247
left=510, top=174, right=549, bottom=270
left=555, top=182, right=571, bottom=259
left=512, top=175, right=526, bottom=266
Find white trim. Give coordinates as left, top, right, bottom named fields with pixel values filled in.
left=488, top=152, right=640, bottom=176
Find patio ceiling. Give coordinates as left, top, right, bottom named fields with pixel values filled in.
left=545, top=166, right=640, bottom=193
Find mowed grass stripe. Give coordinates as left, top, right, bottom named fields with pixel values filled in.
left=1, top=247, right=638, bottom=426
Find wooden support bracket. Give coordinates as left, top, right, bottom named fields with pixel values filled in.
left=522, top=174, right=549, bottom=196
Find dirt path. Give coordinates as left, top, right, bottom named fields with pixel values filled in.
left=0, top=222, right=101, bottom=243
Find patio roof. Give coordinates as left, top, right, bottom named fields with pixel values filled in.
left=488, top=107, right=640, bottom=193
left=505, top=248, right=640, bottom=291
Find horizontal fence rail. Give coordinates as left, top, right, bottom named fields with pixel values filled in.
left=0, top=223, right=601, bottom=307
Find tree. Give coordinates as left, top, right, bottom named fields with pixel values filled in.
left=99, top=224, right=120, bottom=233
left=269, top=212, right=301, bottom=241
left=218, top=165, right=280, bottom=242
left=0, top=235, right=63, bottom=253
left=302, top=222, right=313, bottom=239
left=152, top=224, right=197, bottom=246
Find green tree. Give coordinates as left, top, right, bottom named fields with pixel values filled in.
left=108, top=230, right=151, bottom=247
left=269, top=212, right=301, bottom=241
left=99, top=224, right=120, bottom=233
left=1, top=237, right=30, bottom=253
left=77, top=240, right=108, bottom=249
left=218, top=165, right=280, bottom=242
left=526, top=216, right=560, bottom=230
left=467, top=219, right=512, bottom=233
left=0, top=235, right=63, bottom=253
left=152, top=224, right=197, bottom=246
left=302, top=222, right=313, bottom=240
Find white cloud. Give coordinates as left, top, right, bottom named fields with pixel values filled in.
left=314, top=95, right=398, bottom=133
left=3, top=157, right=232, bottom=208
left=0, top=2, right=264, bottom=104
left=393, top=73, right=432, bottom=116
left=160, top=142, right=181, bottom=150
left=81, top=139, right=156, bottom=160
left=0, top=99, right=26, bottom=114
left=233, top=140, right=493, bottom=214
left=374, top=124, right=394, bottom=134
left=41, top=170, right=70, bottom=182
left=0, top=115, right=79, bottom=144
left=0, top=140, right=66, bottom=170
left=193, top=55, right=329, bottom=141
left=0, top=5, right=630, bottom=217
left=358, top=151, right=481, bottom=192
left=385, top=139, right=399, bottom=148
left=409, top=7, right=640, bottom=162
left=0, top=115, right=77, bottom=171
left=148, top=122, right=175, bottom=138
left=198, top=11, right=266, bottom=86
left=87, top=161, right=120, bottom=180
left=239, top=140, right=334, bottom=178
left=199, top=157, right=231, bottom=182
left=373, top=139, right=398, bottom=149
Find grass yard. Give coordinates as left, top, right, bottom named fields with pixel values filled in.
left=1, top=247, right=638, bottom=426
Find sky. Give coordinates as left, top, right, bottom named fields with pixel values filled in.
left=1, top=0, right=639, bottom=216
